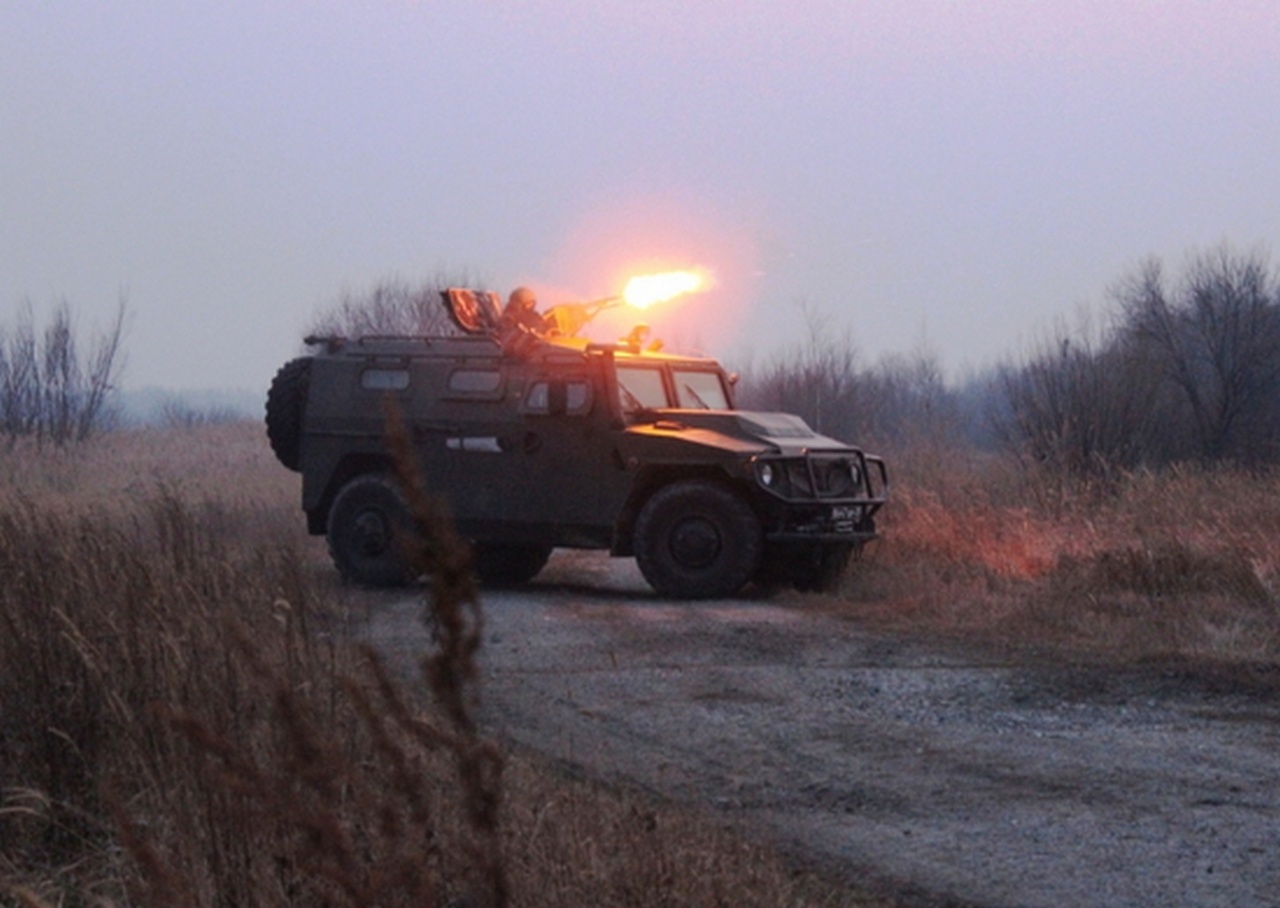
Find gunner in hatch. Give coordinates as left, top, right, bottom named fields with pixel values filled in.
left=500, top=286, right=550, bottom=334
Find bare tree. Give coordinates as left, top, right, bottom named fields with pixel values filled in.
left=0, top=307, right=38, bottom=439
left=995, top=317, right=1162, bottom=478
left=43, top=305, right=81, bottom=444
left=0, top=298, right=126, bottom=447
left=1116, top=247, right=1280, bottom=465
left=993, top=244, right=1280, bottom=475
left=77, top=299, right=127, bottom=441
left=737, top=302, right=969, bottom=451
left=738, top=301, right=867, bottom=441
left=860, top=347, right=959, bottom=448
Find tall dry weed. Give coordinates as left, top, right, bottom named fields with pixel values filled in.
left=0, top=479, right=342, bottom=904
left=3, top=423, right=856, bottom=908
left=842, top=446, right=1280, bottom=663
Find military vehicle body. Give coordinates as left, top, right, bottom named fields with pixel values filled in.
left=266, top=290, right=887, bottom=599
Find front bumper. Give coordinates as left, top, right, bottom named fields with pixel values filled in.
left=749, top=449, right=888, bottom=542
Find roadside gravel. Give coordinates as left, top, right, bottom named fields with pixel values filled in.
left=364, top=553, right=1280, bottom=908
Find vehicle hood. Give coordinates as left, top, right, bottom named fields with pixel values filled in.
left=623, top=409, right=852, bottom=455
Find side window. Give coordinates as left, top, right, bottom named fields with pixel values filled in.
left=565, top=381, right=590, bottom=412
left=524, top=379, right=592, bottom=415
left=361, top=368, right=410, bottom=391
left=445, top=367, right=503, bottom=399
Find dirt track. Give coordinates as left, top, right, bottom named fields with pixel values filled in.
left=364, top=552, right=1280, bottom=908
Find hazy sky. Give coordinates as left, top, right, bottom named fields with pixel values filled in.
left=4, top=1, right=1279, bottom=391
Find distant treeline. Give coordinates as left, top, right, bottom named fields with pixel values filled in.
left=997, top=246, right=1280, bottom=474
left=9, top=244, right=1280, bottom=476
left=739, top=244, right=1280, bottom=477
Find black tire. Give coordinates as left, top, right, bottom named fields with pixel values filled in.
left=265, top=357, right=312, bottom=472
left=793, top=543, right=855, bottom=593
left=472, top=543, right=553, bottom=586
left=633, top=481, right=762, bottom=599
left=327, top=475, right=417, bottom=587
left=750, top=546, right=793, bottom=593
left=755, top=542, right=856, bottom=594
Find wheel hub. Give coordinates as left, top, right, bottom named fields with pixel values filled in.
left=352, top=509, right=391, bottom=556
left=668, top=516, right=722, bottom=569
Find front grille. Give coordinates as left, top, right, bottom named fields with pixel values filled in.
left=785, top=456, right=859, bottom=498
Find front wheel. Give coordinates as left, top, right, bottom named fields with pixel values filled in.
left=755, top=542, right=857, bottom=594
left=793, top=543, right=856, bottom=593
left=633, top=481, right=762, bottom=599
left=327, top=474, right=417, bottom=587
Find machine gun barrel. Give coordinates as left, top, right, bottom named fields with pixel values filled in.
left=543, top=295, right=621, bottom=337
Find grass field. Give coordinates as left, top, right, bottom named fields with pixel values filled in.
left=0, top=424, right=869, bottom=907
left=846, top=443, right=1280, bottom=665
left=3, top=421, right=1277, bottom=905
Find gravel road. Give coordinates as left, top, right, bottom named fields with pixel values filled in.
left=364, top=553, right=1280, bottom=908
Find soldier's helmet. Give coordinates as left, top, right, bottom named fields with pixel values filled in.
left=508, top=286, right=537, bottom=311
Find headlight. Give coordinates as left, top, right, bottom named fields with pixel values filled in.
left=758, top=463, right=775, bottom=487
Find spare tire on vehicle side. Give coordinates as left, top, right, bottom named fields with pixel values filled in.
left=265, top=357, right=312, bottom=471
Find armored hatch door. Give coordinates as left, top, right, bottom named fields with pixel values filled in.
left=441, top=288, right=501, bottom=335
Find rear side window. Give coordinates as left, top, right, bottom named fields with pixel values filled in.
left=446, top=368, right=503, bottom=397
left=361, top=368, right=410, bottom=391
left=524, top=380, right=592, bottom=415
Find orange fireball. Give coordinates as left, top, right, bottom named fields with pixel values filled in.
left=621, top=270, right=708, bottom=309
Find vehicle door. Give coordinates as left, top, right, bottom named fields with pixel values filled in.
left=507, top=361, right=611, bottom=535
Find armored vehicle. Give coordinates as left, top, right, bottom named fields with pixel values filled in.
left=265, top=289, right=887, bottom=599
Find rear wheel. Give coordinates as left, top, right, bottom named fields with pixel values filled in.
left=327, top=475, right=417, bottom=587
left=472, top=543, right=553, bottom=586
left=633, top=481, right=762, bottom=599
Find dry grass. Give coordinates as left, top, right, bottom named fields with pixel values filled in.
left=1, top=423, right=862, bottom=907
left=10, top=419, right=1274, bottom=906
left=843, top=447, right=1280, bottom=664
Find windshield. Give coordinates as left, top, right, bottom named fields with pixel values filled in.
left=673, top=369, right=729, bottom=409
left=615, top=364, right=733, bottom=413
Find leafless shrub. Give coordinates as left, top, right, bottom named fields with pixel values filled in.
left=1070, top=543, right=1269, bottom=599
left=862, top=349, right=959, bottom=446
left=737, top=301, right=963, bottom=453
left=307, top=273, right=482, bottom=340
left=0, top=298, right=126, bottom=447
left=994, top=316, right=1163, bottom=482
left=155, top=397, right=244, bottom=429
left=739, top=303, right=865, bottom=440
left=844, top=446, right=1280, bottom=663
